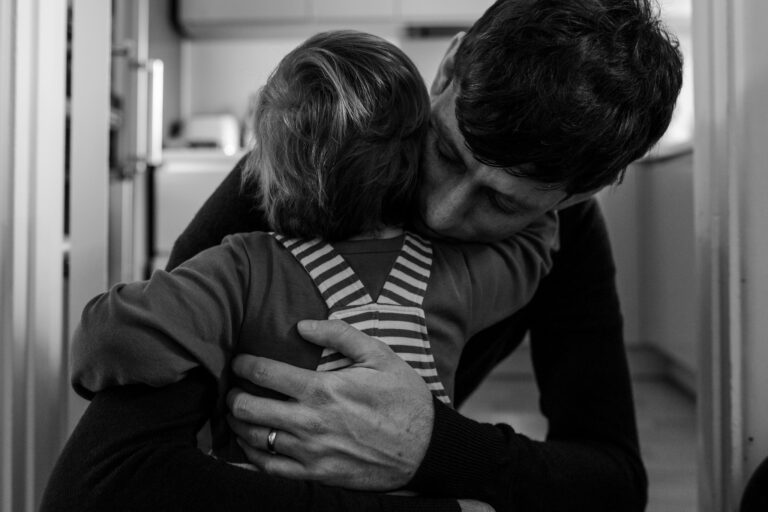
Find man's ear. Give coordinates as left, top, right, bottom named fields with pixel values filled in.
left=430, top=31, right=465, bottom=97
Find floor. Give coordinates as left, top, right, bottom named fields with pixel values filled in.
left=459, top=352, right=698, bottom=512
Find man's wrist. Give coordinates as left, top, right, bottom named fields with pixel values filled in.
left=394, top=381, right=437, bottom=488
left=407, top=397, right=504, bottom=499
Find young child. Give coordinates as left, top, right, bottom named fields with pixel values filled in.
left=71, top=30, right=557, bottom=463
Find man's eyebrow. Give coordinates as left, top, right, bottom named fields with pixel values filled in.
left=495, top=189, right=539, bottom=211
left=432, top=116, right=548, bottom=212
left=496, top=171, right=548, bottom=212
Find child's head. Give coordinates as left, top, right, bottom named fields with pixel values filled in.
left=246, top=30, right=430, bottom=241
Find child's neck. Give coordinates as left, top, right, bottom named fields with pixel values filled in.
left=347, top=225, right=404, bottom=241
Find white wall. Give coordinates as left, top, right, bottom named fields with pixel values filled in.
left=598, top=171, right=642, bottom=346
left=600, top=156, right=698, bottom=371
left=181, top=28, right=452, bottom=123
left=184, top=36, right=310, bottom=119
left=636, top=154, right=697, bottom=372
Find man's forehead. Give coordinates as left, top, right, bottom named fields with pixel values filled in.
left=430, top=97, right=566, bottom=209
left=431, top=91, right=524, bottom=177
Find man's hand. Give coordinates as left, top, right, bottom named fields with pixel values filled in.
left=458, top=500, right=496, bottom=512
left=226, top=319, right=435, bottom=491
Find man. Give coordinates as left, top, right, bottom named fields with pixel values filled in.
left=42, top=1, right=682, bottom=510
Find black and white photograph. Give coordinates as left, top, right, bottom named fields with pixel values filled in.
left=1, top=1, right=766, bottom=511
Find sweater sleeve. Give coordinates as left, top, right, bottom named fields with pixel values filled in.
left=40, top=370, right=459, bottom=512
left=462, top=211, right=558, bottom=335
left=408, top=199, right=647, bottom=511
left=71, top=235, right=253, bottom=397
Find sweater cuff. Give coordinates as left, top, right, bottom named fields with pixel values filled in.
left=378, top=495, right=461, bottom=512
left=408, top=396, right=509, bottom=499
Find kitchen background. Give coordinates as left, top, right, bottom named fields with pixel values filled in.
left=155, top=0, right=696, bottom=381
left=2, top=0, right=767, bottom=511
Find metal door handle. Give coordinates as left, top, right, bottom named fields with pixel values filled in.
left=146, top=59, right=164, bottom=166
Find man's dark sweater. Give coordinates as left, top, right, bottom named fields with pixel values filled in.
left=41, top=158, right=647, bottom=511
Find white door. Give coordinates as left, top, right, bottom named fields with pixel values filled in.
left=693, top=0, right=768, bottom=510
left=0, top=0, right=68, bottom=510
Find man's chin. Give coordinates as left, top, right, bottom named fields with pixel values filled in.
left=410, top=212, right=457, bottom=242
left=411, top=212, right=494, bottom=243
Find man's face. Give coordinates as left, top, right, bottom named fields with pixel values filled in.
left=416, top=82, right=569, bottom=242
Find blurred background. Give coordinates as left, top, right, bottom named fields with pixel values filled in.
left=2, top=1, right=766, bottom=511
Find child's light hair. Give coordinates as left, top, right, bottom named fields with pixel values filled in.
left=244, top=30, right=430, bottom=241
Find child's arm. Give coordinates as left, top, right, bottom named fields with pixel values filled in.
left=71, top=234, right=253, bottom=397
left=459, top=211, right=559, bottom=335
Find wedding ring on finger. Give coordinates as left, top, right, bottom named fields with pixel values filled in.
left=266, top=429, right=279, bottom=455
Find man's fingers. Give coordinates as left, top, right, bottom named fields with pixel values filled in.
left=231, top=354, right=319, bottom=400
left=226, top=387, right=304, bottom=429
left=227, top=415, right=301, bottom=461
left=237, top=439, right=309, bottom=480
left=458, top=500, right=497, bottom=512
left=297, top=319, right=387, bottom=363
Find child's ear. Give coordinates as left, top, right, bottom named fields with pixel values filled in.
left=430, top=32, right=465, bottom=97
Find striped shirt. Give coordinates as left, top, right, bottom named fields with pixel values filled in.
left=274, top=232, right=451, bottom=404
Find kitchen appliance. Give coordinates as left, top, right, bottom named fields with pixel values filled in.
left=152, top=148, right=244, bottom=271
left=184, top=114, right=241, bottom=154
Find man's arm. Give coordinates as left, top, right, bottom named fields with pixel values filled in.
left=412, top=199, right=647, bottom=511
left=167, top=160, right=645, bottom=509
left=41, top=369, right=460, bottom=512
left=228, top=200, right=646, bottom=511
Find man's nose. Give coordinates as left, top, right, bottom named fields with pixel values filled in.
left=431, top=178, right=473, bottom=230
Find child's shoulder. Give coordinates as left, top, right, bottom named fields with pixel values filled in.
left=420, top=233, right=493, bottom=259
left=219, top=230, right=285, bottom=256
left=224, top=230, right=279, bottom=245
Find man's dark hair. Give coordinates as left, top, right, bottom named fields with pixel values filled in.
left=454, top=0, right=684, bottom=194
left=245, top=30, right=429, bottom=241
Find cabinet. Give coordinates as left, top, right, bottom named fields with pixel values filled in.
left=399, top=0, right=494, bottom=25
left=312, top=0, right=395, bottom=20
left=179, top=0, right=310, bottom=28
left=152, top=149, right=244, bottom=270
left=177, top=0, right=495, bottom=37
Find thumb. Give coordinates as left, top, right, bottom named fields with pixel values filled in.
left=297, top=319, right=388, bottom=363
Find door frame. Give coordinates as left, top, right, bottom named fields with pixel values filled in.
left=693, top=0, right=768, bottom=510
left=0, top=0, right=68, bottom=510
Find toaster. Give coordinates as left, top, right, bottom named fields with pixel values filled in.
left=185, top=114, right=241, bottom=154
